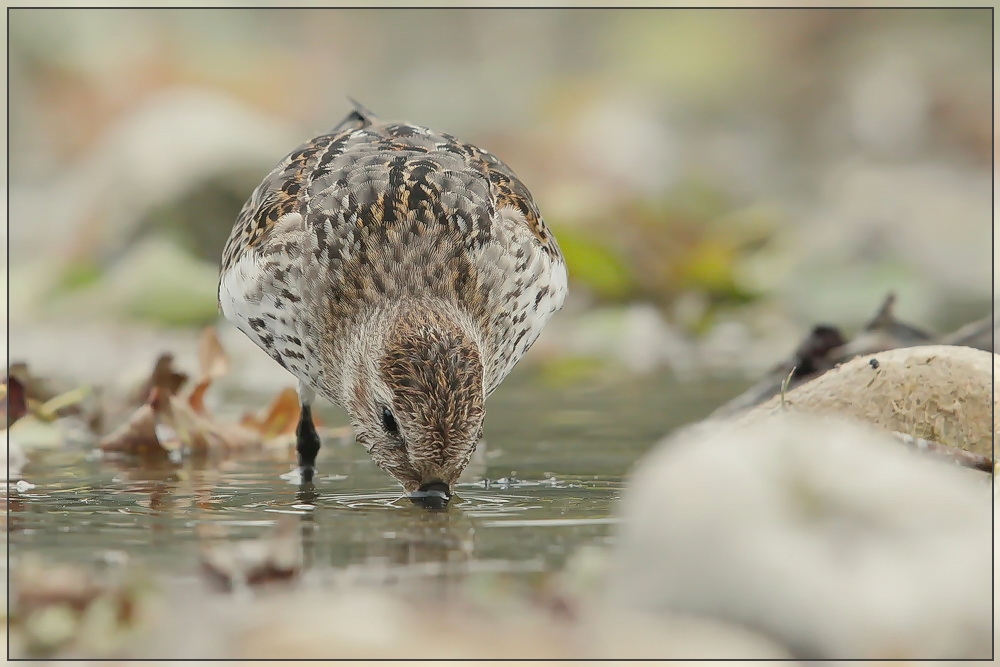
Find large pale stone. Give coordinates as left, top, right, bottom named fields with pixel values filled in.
left=609, top=413, right=992, bottom=659
left=744, top=345, right=997, bottom=458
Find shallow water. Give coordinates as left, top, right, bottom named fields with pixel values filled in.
left=8, top=373, right=745, bottom=583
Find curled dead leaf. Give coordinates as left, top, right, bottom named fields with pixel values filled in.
left=198, top=327, right=230, bottom=381
left=101, top=327, right=300, bottom=462
left=153, top=387, right=262, bottom=455
left=102, top=387, right=263, bottom=458
left=189, top=328, right=230, bottom=415
left=239, top=387, right=305, bottom=441
left=98, top=403, right=164, bottom=458
left=186, top=379, right=212, bottom=416
left=134, top=354, right=188, bottom=406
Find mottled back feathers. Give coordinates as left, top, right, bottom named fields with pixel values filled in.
left=219, top=104, right=567, bottom=403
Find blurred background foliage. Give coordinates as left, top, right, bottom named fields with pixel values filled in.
left=6, top=8, right=993, bottom=384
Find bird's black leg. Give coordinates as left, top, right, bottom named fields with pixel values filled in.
left=296, top=404, right=321, bottom=482
left=296, top=383, right=321, bottom=483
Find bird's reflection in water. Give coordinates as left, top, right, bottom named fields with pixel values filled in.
left=296, top=489, right=477, bottom=593
left=383, top=507, right=474, bottom=566
left=295, top=485, right=321, bottom=506
left=367, top=506, right=476, bottom=601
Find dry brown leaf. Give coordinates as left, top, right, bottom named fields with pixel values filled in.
left=198, top=327, right=230, bottom=381
left=102, top=387, right=263, bottom=458
left=101, top=328, right=300, bottom=461
left=186, top=379, right=211, bottom=416
left=152, top=388, right=262, bottom=455
left=239, top=387, right=304, bottom=440
left=189, top=327, right=231, bottom=414
left=134, top=354, right=188, bottom=406
left=98, top=404, right=165, bottom=457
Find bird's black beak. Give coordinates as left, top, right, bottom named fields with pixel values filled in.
left=408, top=481, right=452, bottom=509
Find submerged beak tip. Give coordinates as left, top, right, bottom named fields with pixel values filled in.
left=408, top=480, right=452, bottom=508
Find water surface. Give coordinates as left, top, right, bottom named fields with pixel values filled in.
left=9, top=373, right=744, bottom=584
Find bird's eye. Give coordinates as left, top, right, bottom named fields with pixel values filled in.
left=381, top=406, right=399, bottom=435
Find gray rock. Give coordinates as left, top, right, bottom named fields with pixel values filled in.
left=608, top=413, right=992, bottom=659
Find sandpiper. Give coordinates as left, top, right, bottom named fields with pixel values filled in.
left=219, top=103, right=567, bottom=505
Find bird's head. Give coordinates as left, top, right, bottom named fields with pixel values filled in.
left=346, top=301, right=485, bottom=507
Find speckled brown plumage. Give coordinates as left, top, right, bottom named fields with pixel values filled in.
left=219, top=103, right=567, bottom=495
